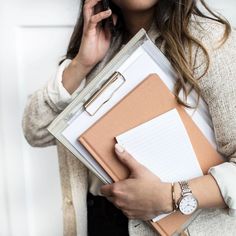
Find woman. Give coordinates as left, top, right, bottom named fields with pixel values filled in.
left=23, top=0, right=236, bottom=235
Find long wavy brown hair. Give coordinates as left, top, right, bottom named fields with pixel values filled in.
left=62, top=0, right=231, bottom=108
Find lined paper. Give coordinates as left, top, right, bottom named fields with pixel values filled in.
left=116, top=109, right=203, bottom=183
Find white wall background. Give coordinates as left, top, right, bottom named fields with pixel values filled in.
left=0, top=1, right=235, bottom=236
left=207, top=0, right=236, bottom=26
left=0, top=1, right=80, bottom=236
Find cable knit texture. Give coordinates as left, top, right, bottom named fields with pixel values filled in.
left=22, top=17, right=236, bottom=236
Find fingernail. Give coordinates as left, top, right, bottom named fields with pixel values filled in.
left=106, top=9, right=112, bottom=14
left=115, top=143, right=125, bottom=153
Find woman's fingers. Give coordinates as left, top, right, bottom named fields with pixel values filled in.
left=83, top=0, right=102, bottom=23
left=88, top=9, right=112, bottom=31
left=83, top=0, right=112, bottom=31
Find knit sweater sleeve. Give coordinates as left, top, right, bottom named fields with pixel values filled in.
left=196, top=21, right=236, bottom=216
left=22, top=86, right=61, bottom=147
left=22, top=60, right=86, bottom=147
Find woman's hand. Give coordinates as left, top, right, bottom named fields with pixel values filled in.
left=75, top=0, right=116, bottom=69
left=62, top=0, right=117, bottom=94
left=100, top=144, right=173, bottom=220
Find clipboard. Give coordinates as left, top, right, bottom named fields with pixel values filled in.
left=48, top=29, right=217, bottom=182
left=48, top=28, right=181, bottom=184
left=48, top=28, right=222, bottom=235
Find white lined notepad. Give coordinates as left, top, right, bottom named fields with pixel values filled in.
left=116, top=109, right=203, bottom=183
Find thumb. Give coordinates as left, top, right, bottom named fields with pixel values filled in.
left=115, top=143, right=141, bottom=174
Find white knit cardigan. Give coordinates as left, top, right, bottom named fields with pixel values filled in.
left=23, top=17, right=236, bottom=236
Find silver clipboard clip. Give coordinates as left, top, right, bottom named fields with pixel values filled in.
left=84, top=71, right=126, bottom=116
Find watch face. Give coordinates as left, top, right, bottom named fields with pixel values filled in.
left=179, top=195, right=198, bottom=215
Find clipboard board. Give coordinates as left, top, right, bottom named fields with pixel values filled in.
left=48, top=28, right=180, bottom=183
left=48, top=28, right=222, bottom=235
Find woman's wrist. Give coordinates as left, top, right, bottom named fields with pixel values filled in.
left=173, top=175, right=227, bottom=210
left=62, top=58, right=93, bottom=94
left=160, top=182, right=174, bottom=213
left=70, top=58, right=94, bottom=75
left=173, top=182, right=182, bottom=206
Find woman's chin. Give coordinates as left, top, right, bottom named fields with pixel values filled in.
left=111, top=0, right=159, bottom=12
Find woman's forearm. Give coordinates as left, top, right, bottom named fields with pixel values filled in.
left=174, top=174, right=227, bottom=210
left=62, top=59, right=93, bottom=94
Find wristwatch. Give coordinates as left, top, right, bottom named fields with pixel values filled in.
left=177, top=181, right=198, bottom=215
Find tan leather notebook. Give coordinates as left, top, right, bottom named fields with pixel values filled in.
left=78, top=73, right=223, bottom=235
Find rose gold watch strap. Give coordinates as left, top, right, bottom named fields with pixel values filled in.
left=179, top=181, right=192, bottom=196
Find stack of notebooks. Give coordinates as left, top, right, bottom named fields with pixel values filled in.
left=78, top=73, right=223, bottom=235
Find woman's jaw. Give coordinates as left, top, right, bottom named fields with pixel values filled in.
left=111, top=0, right=158, bottom=40
left=111, top=0, right=159, bottom=12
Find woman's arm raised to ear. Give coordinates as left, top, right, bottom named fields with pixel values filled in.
left=23, top=0, right=117, bottom=147
left=62, top=0, right=117, bottom=94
